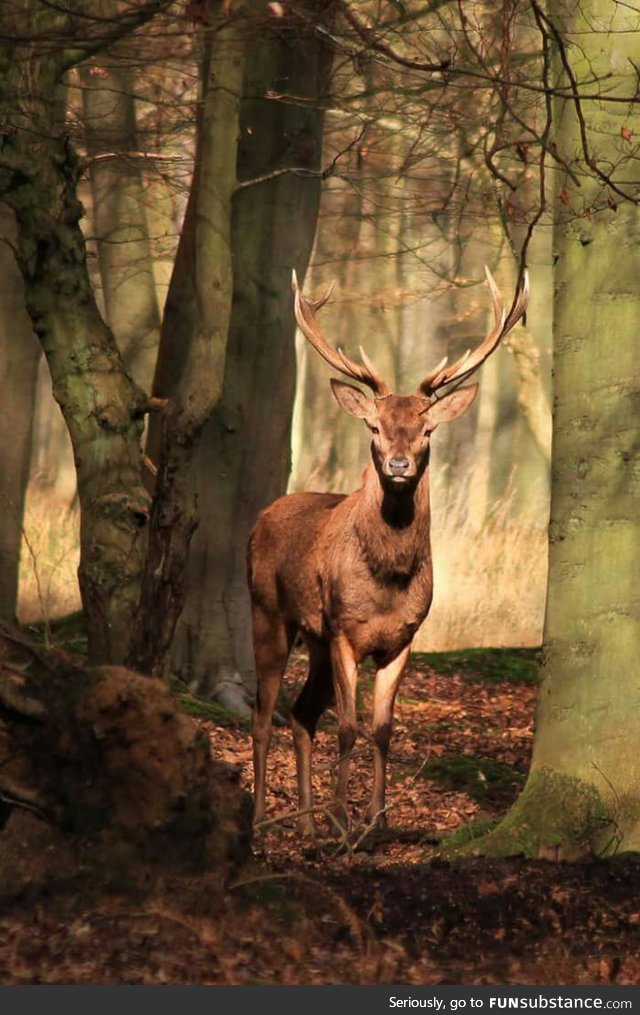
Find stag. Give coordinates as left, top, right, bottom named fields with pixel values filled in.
left=248, top=268, right=528, bottom=835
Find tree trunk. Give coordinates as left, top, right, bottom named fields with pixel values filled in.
left=0, top=1, right=253, bottom=882
left=128, top=3, right=247, bottom=677
left=0, top=21, right=152, bottom=663
left=473, top=0, right=640, bottom=858
left=0, top=205, right=40, bottom=621
left=467, top=351, right=499, bottom=532
left=167, top=3, right=334, bottom=703
left=80, top=57, right=161, bottom=392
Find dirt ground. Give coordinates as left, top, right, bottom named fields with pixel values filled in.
left=1, top=647, right=640, bottom=985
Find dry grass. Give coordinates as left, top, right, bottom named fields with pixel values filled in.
left=16, top=484, right=547, bottom=651
left=17, top=483, right=81, bottom=626
left=415, top=495, right=548, bottom=652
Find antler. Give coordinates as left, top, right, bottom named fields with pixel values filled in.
left=292, top=270, right=390, bottom=397
left=417, top=267, right=529, bottom=397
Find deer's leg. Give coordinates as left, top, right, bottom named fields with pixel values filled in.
left=251, top=606, right=294, bottom=826
left=366, top=643, right=411, bottom=830
left=329, top=635, right=359, bottom=832
left=291, top=640, right=334, bottom=836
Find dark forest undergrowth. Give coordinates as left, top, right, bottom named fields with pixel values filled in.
left=1, top=632, right=639, bottom=985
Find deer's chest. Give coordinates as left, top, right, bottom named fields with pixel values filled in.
left=327, top=563, right=433, bottom=663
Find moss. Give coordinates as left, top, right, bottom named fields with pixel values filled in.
left=170, top=678, right=250, bottom=729
left=440, top=817, right=499, bottom=850
left=455, top=767, right=616, bottom=860
left=420, top=755, right=525, bottom=804
left=412, top=647, right=541, bottom=685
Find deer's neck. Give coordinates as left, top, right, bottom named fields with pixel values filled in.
left=352, top=463, right=431, bottom=580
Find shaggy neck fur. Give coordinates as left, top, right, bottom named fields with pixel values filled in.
left=352, top=461, right=432, bottom=581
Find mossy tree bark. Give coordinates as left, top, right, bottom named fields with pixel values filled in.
left=158, top=3, right=334, bottom=701
left=0, top=3, right=171, bottom=661
left=472, top=0, right=640, bottom=859
left=128, top=3, right=247, bottom=678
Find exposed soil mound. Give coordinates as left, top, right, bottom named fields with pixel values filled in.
left=0, top=626, right=251, bottom=899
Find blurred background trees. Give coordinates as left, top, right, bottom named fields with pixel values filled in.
left=3, top=0, right=637, bottom=707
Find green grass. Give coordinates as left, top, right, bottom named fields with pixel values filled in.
left=419, top=755, right=526, bottom=804
left=411, top=646, right=541, bottom=685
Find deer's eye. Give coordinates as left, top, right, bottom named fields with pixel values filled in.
left=370, top=426, right=380, bottom=435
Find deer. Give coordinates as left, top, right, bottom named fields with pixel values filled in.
left=248, top=267, right=528, bottom=837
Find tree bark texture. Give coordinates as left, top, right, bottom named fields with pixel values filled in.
left=128, top=3, right=247, bottom=678
left=0, top=10, right=154, bottom=663
left=0, top=206, right=40, bottom=621
left=164, top=3, right=334, bottom=700
left=476, top=0, right=640, bottom=858
left=80, top=57, right=161, bottom=392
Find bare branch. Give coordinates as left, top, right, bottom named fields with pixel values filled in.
left=337, top=0, right=451, bottom=74
left=59, top=0, right=176, bottom=72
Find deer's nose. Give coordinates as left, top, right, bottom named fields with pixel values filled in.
left=388, top=457, right=410, bottom=475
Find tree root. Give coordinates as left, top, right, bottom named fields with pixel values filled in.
left=448, top=766, right=625, bottom=861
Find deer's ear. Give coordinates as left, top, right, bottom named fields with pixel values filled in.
left=330, top=379, right=377, bottom=421
left=423, top=384, right=478, bottom=428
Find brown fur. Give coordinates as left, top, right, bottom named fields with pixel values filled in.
left=248, top=386, right=478, bottom=834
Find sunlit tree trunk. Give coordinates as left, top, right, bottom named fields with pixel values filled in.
left=0, top=205, right=40, bottom=621
left=505, top=168, right=553, bottom=521
left=467, top=351, right=499, bottom=532
left=477, top=0, right=640, bottom=858
left=80, top=56, right=161, bottom=391
left=484, top=250, right=521, bottom=516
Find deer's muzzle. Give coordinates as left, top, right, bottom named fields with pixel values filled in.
left=386, top=457, right=414, bottom=482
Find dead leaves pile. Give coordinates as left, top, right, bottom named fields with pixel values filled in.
left=2, top=653, right=640, bottom=984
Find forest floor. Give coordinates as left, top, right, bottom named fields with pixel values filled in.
left=2, top=639, right=640, bottom=985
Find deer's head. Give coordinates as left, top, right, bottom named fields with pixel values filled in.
left=293, top=268, right=528, bottom=493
